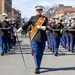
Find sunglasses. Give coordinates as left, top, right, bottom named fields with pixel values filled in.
left=36, top=9, right=43, bottom=11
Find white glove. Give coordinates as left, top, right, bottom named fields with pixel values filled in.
left=68, top=27, right=71, bottom=29
left=52, top=29, right=54, bottom=32
left=71, top=24, right=75, bottom=28
left=13, top=27, right=17, bottom=32
left=36, top=26, right=46, bottom=31
left=16, top=27, right=23, bottom=33
left=15, top=32, right=17, bottom=36
left=60, top=29, right=63, bottom=34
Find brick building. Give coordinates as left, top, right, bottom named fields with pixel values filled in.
left=0, top=0, right=12, bottom=17
left=47, top=4, right=75, bottom=18
left=55, top=8, right=75, bottom=17
left=55, top=4, right=75, bottom=17
left=12, top=8, right=21, bottom=23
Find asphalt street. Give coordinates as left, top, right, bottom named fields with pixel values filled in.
left=0, top=36, right=75, bottom=75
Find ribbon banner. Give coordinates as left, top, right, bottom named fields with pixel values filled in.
left=29, top=17, right=46, bottom=41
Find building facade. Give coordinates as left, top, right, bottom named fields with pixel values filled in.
left=0, top=0, right=12, bottom=17
left=12, top=8, right=21, bottom=23
left=47, top=4, right=75, bottom=18
left=55, top=8, right=75, bottom=17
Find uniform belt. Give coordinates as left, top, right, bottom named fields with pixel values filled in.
left=0, top=28, right=11, bottom=30
left=52, top=29, right=75, bottom=31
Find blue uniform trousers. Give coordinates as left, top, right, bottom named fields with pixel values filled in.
left=47, top=36, right=50, bottom=48
left=70, top=36, right=75, bottom=52
left=47, top=36, right=53, bottom=49
left=7, top=36, right=12, bottom=51
left=10, top=38, right=13, bottom=48
left=0, top=37, right=3, bottom=53
left=60, top=36, right=63, bottom=46
left=31, top=41, right=46, bottom=68
left=2, top=36, right=8, bottom=53
left=14, top=36, right=16, bottom=46
left=63, top=36, right=66, bottom=47
left=53, top=38, right=60, bottom=54
left=66, top=36, right=70, bottom=50
left=51, top=37, right=54, bottom=52
left=13, top=36, right=16, bottom=46
left=11, top=36, right=16, bottom=46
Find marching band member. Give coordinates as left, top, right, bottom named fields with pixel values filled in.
left=51, top=17, right=64, bottom=56
left=69, top=18, right=75, bottom=52
left=16, top=5, right=52, bottom=74
left=0, top=13, right=9, bottom=55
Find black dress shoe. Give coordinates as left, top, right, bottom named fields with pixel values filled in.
left=55, top=54, right=57, bottom=56
left=52, top=51, right=54, bottom=53
left=1, top=53, right=4, bottom=56
left=35, top=68, right=40, bottom=74
left=54, top=53, right=58, bottom=56
left=8, top=49, right=10, bottom=51
left=10, top=46, right=12, bottom=49
left=31, top=51, right=34, bottom=56
left=63, top=46, right=67, bottom=49
left=48, top=47, right=50, bottom=49
left=63, top=46, right=65, bottom=47
left=68, top=49, right=70, bottom=51
left=50, top=48, right=52, bottom=51
left=64, top=47, right=67, bottom=49
left=72, top=51, right=74, bottom=53
left=5, top=51, right=7, bottom=54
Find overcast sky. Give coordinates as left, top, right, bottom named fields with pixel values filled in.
left=12, top=0, right=75, bottom=18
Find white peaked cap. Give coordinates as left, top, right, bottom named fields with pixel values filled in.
left=68, top=17, right=72, bottom=20
left=2, top=13, right=8, bottom=16
left=35, top=5, right=44, bottom=10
